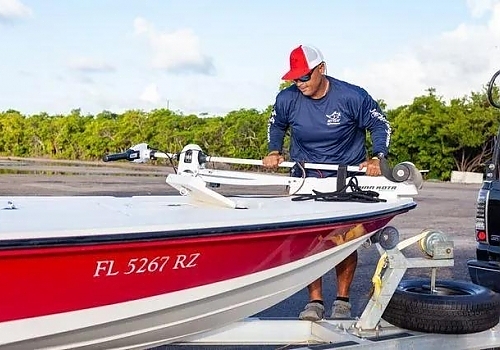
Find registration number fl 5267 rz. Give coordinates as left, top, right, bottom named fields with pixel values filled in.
left=93, top=253, right=201, bottom=277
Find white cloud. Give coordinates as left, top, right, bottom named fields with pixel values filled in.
left=133, top=17, right=215, bottom=75
left=133, top=17, right=150, bottom=35
left=341, top=1, right=500, bottom=108
left=68, top=57, right=116, bottom=73
left=139, top=83, right=161, bottom=104
left=0, top=0, right=32, bottom=21
left=159, top=76, right=275, bottom=116
left=467, top=0, right=498, bottom=18
left=490, top=2, right=500, bottom=33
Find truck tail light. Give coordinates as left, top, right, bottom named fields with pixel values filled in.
left=476, top=230, right=487, bottom=242
left=475, top=188, right=488, bottom=243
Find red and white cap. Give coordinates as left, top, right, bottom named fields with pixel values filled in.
left=281, top=44, right=325, bottom=80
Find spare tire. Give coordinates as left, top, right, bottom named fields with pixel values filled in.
left=382, top=279, right=500, bottom=334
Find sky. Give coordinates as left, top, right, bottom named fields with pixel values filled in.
left=0, top=0, right=499, bottom=117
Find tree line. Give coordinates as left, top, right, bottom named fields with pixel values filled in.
left=0, top=87, right=499, bottom=180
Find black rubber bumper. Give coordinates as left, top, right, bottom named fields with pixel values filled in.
left=468, top=259, right=500, bottom=293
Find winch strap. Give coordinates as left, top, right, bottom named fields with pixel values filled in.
left=336, top=164, right=347, bottom=191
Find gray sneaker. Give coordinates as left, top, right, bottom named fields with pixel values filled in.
left=330, top=300, right=352, bottom=318
left=299, top=302, right=325, bottom=321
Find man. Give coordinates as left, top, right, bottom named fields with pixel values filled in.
left=262, top=44, right=391, bottom=321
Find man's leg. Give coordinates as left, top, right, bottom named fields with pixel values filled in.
left=307, top=278, right=323, bottom=300
left=298, top=278, right=325, bottom=321
left=331, top=250, right=358, bottom=318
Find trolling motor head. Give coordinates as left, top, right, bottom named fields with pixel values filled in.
left=176, top=144, right=209, bottom=175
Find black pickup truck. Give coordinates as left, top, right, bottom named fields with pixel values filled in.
left=467, top=69, right=500, bottom=293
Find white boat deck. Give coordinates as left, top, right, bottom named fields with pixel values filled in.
left=0, top=195, right=416, bottom=240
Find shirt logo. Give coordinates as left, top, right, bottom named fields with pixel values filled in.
left=326, top=111, right=341, bottom=125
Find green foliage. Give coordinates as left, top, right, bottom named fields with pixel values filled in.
left=0, top=110, right=29, bottom=156
left=390, top=89, right=454, bottom=179
left=389, top=88, right=499, bottom=180
left=0, top=83, right=499, bottom=181
left=279, top=81, right=294, bottom=91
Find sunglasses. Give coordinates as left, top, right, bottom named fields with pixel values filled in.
left=294, top=63, right=322, bottom=83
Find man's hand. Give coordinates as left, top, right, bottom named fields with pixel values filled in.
left=359, top=158, right=382, bottom=176
left=262, top=151, right=285, bottom=169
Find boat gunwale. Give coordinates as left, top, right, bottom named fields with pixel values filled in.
left=0, top=201, right=417, bottom=250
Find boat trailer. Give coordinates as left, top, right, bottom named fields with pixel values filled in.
left=176, top=318, right=500, bottom=349
left=174, top=229, right=500, bottom=349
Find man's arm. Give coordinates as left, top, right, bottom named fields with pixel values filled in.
left=358, top=94, right=391, bottom=157
left=263, top=94, right=289, bottom=168
left=354, top=92, right=391, bottom=176
left=267, top=95, right=289, bottom=153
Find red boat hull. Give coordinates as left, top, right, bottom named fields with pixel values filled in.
left=0, top=216, right=394, bottom=323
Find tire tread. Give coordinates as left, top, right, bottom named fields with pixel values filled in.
left=382, top=279, right=500, bottom=334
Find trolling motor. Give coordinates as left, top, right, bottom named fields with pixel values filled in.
left=103, top=143, right=423, bottom=188
left=102, top=143, right=424, bottom=203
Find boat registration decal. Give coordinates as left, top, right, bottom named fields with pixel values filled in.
left=93, top=253, right=201, bottom=277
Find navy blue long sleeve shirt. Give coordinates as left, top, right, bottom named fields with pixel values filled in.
left=267, top=76, right=391, bottom=170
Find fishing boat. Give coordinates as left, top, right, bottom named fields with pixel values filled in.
left=0, top=143, right=423, bottom=349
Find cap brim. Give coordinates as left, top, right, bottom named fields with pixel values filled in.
left=281, top=67, right=311, bottom=81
